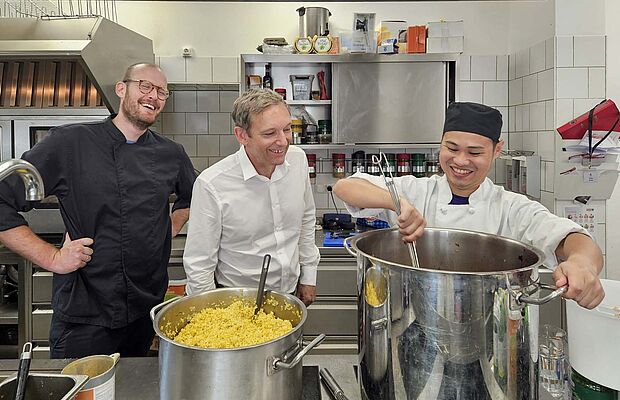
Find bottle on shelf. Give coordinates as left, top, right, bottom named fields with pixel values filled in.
left=263, top=63, right=273, bottom=90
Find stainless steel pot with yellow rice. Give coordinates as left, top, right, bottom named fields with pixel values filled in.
left=150, top=287, right=325, bottom=400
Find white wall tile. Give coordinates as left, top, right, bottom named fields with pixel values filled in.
left=556, top=68, right=588, bottom=98
left=530, top=41, right=546, bottom=74
left=508, top=132, right=523, bottom=150
left=545, top=37, right=554, bottom=69
left=458, top=81, right=483, bottom=103
left=471, top=55, right=497, bottom=81
left=159, top=56, right=186, bottom=83
left=495, top=106, right=508, bottom=133
left=186, top=57, right=213, bottom=83
left=509, top=53, right=516, bottom=80
left=544, top=160, right=554, bottom=192
left=521, top=104, right=531, bottom=131
left=508, top=106, right=516, bottom=132
left=538, top=130, right=555, bottom=161
left=483, top=81, right=508, bottom=106
left=545, top=100, right=554, bottom=130
left=212, top=57, right=240, bottom=83
left=588, top=67, right=606, bottom=98
left=574, top=98, right=604, bottom=118
left=497, top=55, right=508, bottom=81
left=556, top=36, right=574, bottom=68
left=162, top=113, right=186, bottom=134
left=219, top=134, right=240, bottom=156
left=540, top=190, right=555, bottom=213
left=530, top=102, right=546, bottom=131
left=523, top=132, right=538, bottom=153
left=162, top=92, right=174, bottom=113
left=459, top=55, right=471, bottom=81
left=537, top=69, right=554, bottom=101
left=509, top=78, right=523, bottom=106
left=516, top=48, right=530, bottom=78
left=515, top=105, right=523, bottom=131
left=523, top=74, right=538, bottom=103
left=573, top=36, right=605, bottom=67
left=556, top=99, right=574, bottom=125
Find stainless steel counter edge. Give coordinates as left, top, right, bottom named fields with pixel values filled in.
left=0, top=354, right=363, bottom=399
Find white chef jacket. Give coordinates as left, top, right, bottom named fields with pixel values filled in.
left=345, top=172, right=588, bottom=268
left=183, top=145, right=320, bottom=295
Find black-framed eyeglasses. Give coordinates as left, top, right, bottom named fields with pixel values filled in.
left=123, top=79, right=170, bottom=100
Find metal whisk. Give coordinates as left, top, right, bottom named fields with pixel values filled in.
left=372, top=152, right=420, bottom=269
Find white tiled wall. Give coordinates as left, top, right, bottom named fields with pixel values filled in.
left=156, top=56, right=240, bottom=84
left=458, top=54, right=509, bottom=184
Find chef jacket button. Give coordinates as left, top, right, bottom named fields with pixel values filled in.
left=468, top=207, right=475, bottom=214
left=440, top=208, right=448, bottom=215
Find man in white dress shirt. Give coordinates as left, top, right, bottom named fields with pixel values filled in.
left=183, top=89, right=320, bottom=305
left=334, top=102, right=604, bottom=309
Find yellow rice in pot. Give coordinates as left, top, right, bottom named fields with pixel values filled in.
left=172, top=300, right=294, bottom=349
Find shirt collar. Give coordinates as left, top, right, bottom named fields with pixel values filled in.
left=105, top=115, right=153, bottom=144
left=238, top=145, right=290, bottom=182
left=438, top=175, right=491, bottom=204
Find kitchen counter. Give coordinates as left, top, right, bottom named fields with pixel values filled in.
left=0, top=354, right=362, bottom=399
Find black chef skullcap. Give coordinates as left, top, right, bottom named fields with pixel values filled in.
left=443, top=102, right=502, bottom=143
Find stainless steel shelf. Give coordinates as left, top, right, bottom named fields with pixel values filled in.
left=0, top=303, right=18, bottom=325
left=286, top=100, right=332, bottom=106
left=242, top=53, right=459, bottom=64
left=298, top=143, right=440, bottom=150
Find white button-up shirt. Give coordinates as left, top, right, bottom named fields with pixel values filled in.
left=345, top=173, right=588, bottom=268
left=183, top=145, right=320, bottom=295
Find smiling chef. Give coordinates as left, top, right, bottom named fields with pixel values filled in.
left=334, top=101, right=604, bottom=309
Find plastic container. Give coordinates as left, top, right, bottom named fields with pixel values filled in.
left=567, top=278, right=620, bottom=391
left=290, top=75, right=314, bottom=100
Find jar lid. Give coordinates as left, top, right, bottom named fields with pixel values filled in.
left=332, top=153, right=345, bottom=159
left=397, top=153, right=410, bottom=160
left=306, top=153, right=316, bottom=161
left=306, top=124, right=318, bottom=133
left=318, top=119, right=332, bottom=127
left=291, top=119, right=302, bottom=124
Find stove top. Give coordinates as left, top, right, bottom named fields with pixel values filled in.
left=303, top=365, right=321, bottom=400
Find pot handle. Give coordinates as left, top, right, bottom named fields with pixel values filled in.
left=343, top=236, right=357, bottom=257
left=516, top=283, right=567, bottom=305
left=269, top=334, right=325, bottom=375
left=149, top=296, right=182, bottom=321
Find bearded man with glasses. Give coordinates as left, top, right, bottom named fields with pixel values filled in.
left=0, top=63, right=197, bottom=358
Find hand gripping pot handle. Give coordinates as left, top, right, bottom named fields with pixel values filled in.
left=516, top=282, right=567, bottom=305
left=268, top=334, right=326, bottom=375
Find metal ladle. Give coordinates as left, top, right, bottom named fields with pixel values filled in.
left=372, top=153, right=420, bottom=269
left=253, top=254, right=271, bottom=320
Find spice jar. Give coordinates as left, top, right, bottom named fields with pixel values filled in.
left=385, top=153, right=396, bottom=175
left=352, top=151, right=365, bottom=174
left=307, top=153, right=317, bottom=183
left=332, top=153, right=346, bottom=178
left=305, top=124, right=318, bottom=144
left=274, top=88, right=286, bottom=100
left=425, top=152, right=440, bottom=177
left=318, top=120, right=332, bottom=144
left=397, top=153, right=411, bottom=176
left=366, top=153, right=380, bottom=176
left=412, top=153, right=426, bottom=178
left=291, top=119, right=303, bottom=145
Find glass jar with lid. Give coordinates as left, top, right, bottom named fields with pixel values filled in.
left=291, top=119, right=303, bottom=145
left=425, top=152, right=440, bottom=177
left=397, top=153, right=411, bottom=176
left=318, top=119, right=332, bottom=144
left=412, top=153, right=426, bottom=178
left=305, top=124, right=318, bottom=144
left=352, top=151, right=365, bottom=174
left=332, top=153, right=346, bottom=178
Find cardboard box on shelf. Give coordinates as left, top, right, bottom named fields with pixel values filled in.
left=407, top=25, right=427, bottom=53
left=378, top=20, right=407, bottom=45
left=426, top=36, right=464, bottom=53
left=427, top=20, right=464, bottom=38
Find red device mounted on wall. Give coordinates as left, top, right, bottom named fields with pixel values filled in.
left=556, top=99, right=620, bottom=140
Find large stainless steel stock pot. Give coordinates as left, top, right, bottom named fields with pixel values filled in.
left=345, top=228, right=565, bottom=400
left=151, top=288, right=325, bottom=400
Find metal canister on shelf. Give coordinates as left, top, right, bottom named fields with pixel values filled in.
left=318, top=119, right=332, bottom=144
left=425, top=152, right=440, bottom=177
left=366, top=153, right=380, bottom=176
left=332, top=153, right=346, bottom=178
left=352, top=151, right=365, bottom=174
left=291, top=119, right=303, bottom=144
left=412, top=153, right=426, bottom=178
left=397, top=153, right=411, bottom=176
left=306, top=153, right=317, bottom=183
left=305, top=124, right=318, bottom=144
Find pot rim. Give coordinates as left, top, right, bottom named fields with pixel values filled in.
left=153, top=287, right=307, bottom=352
left=350, top=227, right=546, bottom=275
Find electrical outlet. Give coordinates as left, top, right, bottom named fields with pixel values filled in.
left=182, top=47, right=193, bottom=57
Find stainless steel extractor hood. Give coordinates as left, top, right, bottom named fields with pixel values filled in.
left=0, top=17, right=154, bottom=113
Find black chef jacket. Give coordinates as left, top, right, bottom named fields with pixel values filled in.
left=0, top=117, right=197, bottom=328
